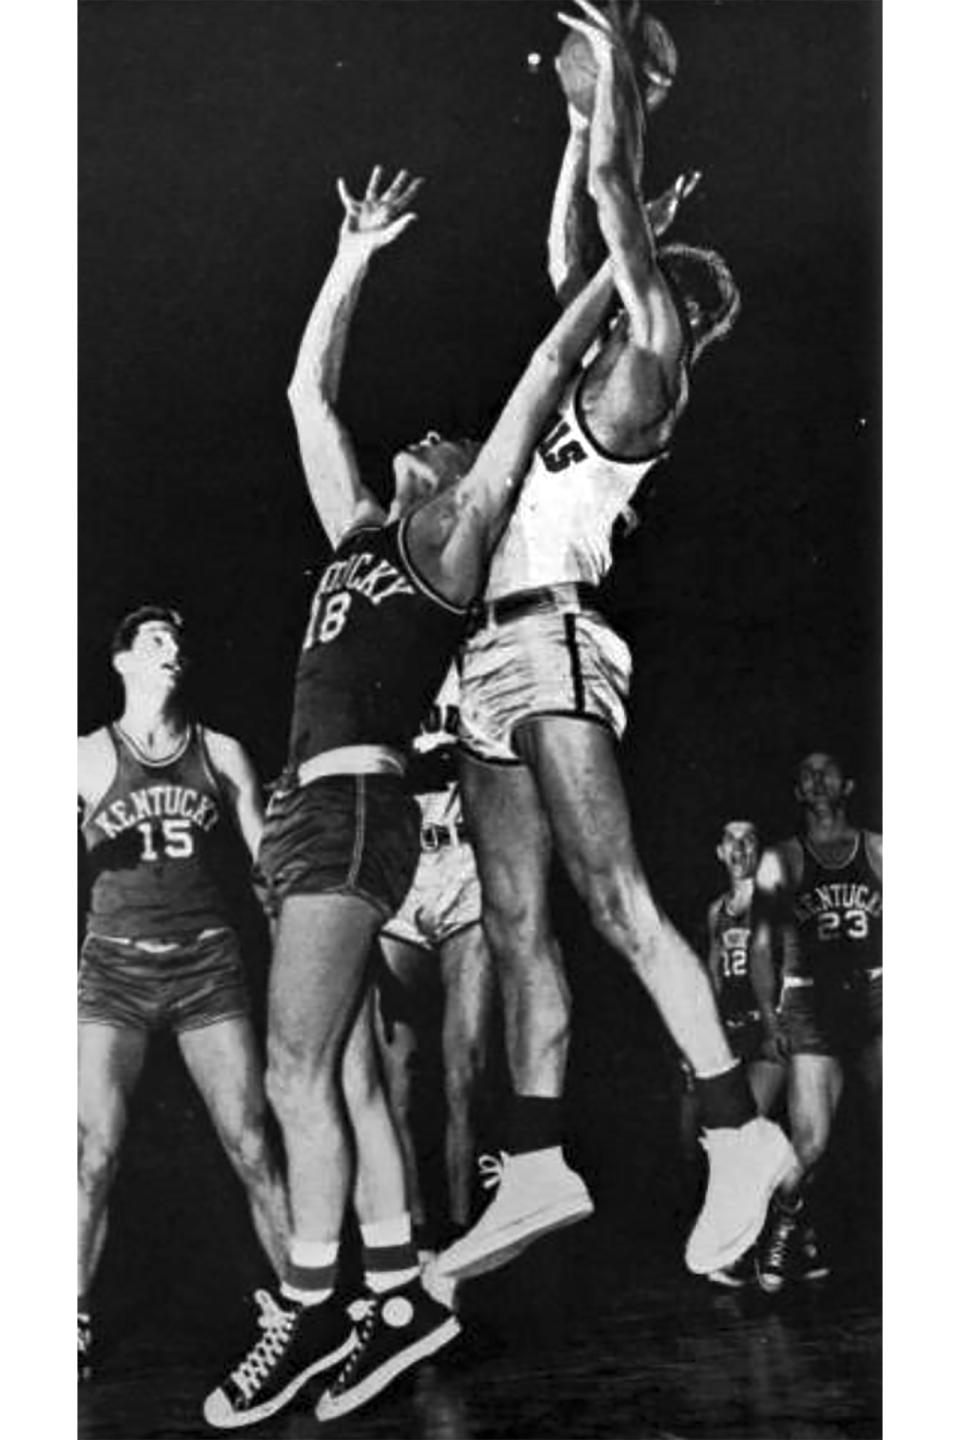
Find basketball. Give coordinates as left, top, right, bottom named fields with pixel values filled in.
left=556, top=30, right=599, bottom=117
left=555, top=13, right=678, bottom=118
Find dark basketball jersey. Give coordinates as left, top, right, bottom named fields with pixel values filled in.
left=81, top=725, right=230, bottom=939
left=713, top=896, right=759, bottom=1025
left=288, top=518, right=468, bottom=766
left=791, top=832, right=882, bottom=978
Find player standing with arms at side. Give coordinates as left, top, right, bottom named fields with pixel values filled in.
left=750, top=751, right=880, bottom=1292
left=205, top=146, right=642, bottom=1426
left=435, top=0, right=794, bottom=1290
left=78, top=607, right=289, bottom=1380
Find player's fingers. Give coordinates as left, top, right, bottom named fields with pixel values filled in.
left=382, top=168, right=411, bottom=202
left=571, top=0, right=613, bottom=31
left=336, top=178, right=358, bottom=211
left=681, top=169, right=703, bottom=198
left=385, top=212, right=418, bottom=240
left=364, top=164, right=384, bottom=201
left=557, top=12, right=602, bottom=42
left=394, top=176, right=426, bottom=210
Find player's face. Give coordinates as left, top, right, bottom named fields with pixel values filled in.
left=794, top=753, right=851, bottom=810
left=121, top=622, right=185, bottom=689
left=717, top=822, right=758, bottom=880
left=392, top=433, right=479, bottom=512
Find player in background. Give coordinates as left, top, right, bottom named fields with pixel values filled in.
left=376, top=663, right=496, bottom=1258
left=78, top=606, right=289, bottom=1379
left=434, top=0, right=793, bottom=1292
left=686, top=820, right=789, bottom=1287
left=205, top=138, right=645, bottom=1427
left=750, top=752, right=881, bottom=1292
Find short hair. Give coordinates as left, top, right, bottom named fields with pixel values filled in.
left=659, top=243, right=742, bottom=360
left=110, top=604, right=185, bottom=657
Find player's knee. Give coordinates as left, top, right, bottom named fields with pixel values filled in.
left=78, top=1117, right=121, bottom=1194
left=582, top=864, right=659, bottom=959
left=483, top=890, right=550, bottom=968
left=265, top=1039, right=324, bottom=1128
left=792, top=1116, right=831, bottom=1172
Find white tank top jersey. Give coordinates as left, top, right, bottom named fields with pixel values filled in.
left=484, top=375, right=665, bottom=600
left=413, top=664, right=462, bottom=830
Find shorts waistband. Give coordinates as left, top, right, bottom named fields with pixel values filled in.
left=88, top=926, right=229, bottom=954
left=468, top=582, right=602, bottom=635
left=421, top=820, right=470, bottom=851
left=295, top=745, right=407, bottom=788
left=784, top=966, right=882, bottom=990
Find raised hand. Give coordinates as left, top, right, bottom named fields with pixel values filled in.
left=645, top=169, right=702, bottom=238
left=336, top=166, right=425, bottom=259
left=557, top=0, right=626, bottom=70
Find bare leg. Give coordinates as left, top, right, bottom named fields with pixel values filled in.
left=374, top=938, right=434, bottom=1230
left=748, top=1058, right=788, bottom=1118
left=78, top=1023, right=149, bottom=1299
left=514, top=716, right=733, bottom=1077
left=438, top=923, right=496, bottom=1228
left=342, top=989, right=411, bottom=1228
left=178, top=1015, right=290, bottom=1279
left=460, top=755, right=567, bottom=1097
left=265, top=892, right=386, bottom=1242
left=781, top=1053, right=845, bottom=1198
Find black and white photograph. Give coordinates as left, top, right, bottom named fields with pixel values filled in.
left=74, top=2, right=886, bottom=1435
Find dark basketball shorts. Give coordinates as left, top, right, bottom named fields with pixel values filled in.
left=723, top=1011, right=787, bottom=1067
left=780, top=969, right=882, bottom=1057
left=78, top=927, right=249, bottom=1033
left=257, top=773, right=420, bottom=921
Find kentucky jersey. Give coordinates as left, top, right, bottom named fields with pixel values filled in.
left=81, top=725, right=230, bottom=940
left=791, top=832, right=882, bottom=978
left=289, top=517, right=468, bottom=766
left=484, top=373, right=665, bottom=599
left=713, top=896, right=759, bottom=1025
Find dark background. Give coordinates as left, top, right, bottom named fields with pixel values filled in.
left=77, top=0, right=881, bottom=1386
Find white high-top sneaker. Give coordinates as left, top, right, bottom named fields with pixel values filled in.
left=685, top=1117, right=797, bottom=1275
left=431, top=1148, right=594, bottom=1283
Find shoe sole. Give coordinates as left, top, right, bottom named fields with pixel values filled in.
left=314, top=1316, right=461, bottom=1422
left=435, top=1195, right=595, bottom=1283
left=685, top=1141, right=797, bottom=1276
left=202, top=1333, right=356, bottom=1430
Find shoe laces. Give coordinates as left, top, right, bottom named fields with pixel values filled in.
left=230, top=1290, right=298, bottom=1400
left=327, top=1295, right=381, bottom=1396
left=477, top=1151, right=508, bottom=1192
left=764, top=1211, right=797, bottom=1270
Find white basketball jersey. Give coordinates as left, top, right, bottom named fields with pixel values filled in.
left=485, top=376, right=664, bottom=599
left=414, top=664, right=462, bottom=829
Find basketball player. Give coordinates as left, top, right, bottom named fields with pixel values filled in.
left=685, top=820, right=788, bottom=1287
left=751, top=752, right=881, bottom=1292
left=433, top=1, right=794, bottom=1289
left=707, top=821, right=788, bottom=1116
left=376, top=664, right=495, bottom=1256
left=77, top=606, right=290, bottom=1380
left=204, top=150, right=644, bottom=1428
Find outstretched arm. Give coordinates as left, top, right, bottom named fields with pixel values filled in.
left=407, top=254, right=618, bottom=605
left=567, top=0, right=685, bottom=365
left=287, top=167, right=424, bottom=548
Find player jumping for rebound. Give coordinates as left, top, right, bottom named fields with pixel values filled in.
left=433, top=0, right=795, bottom=1290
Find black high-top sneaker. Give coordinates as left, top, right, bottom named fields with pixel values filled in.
left=798, top=1223, right=830, bottom=1282
left=315, top=1280, right=460, bottom=1422
left=78, top=1312, right=93, bottom=1383
left=756, top=1201, right=801, bottom=1294
left=203, top=1288, right=355, bottom=1429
